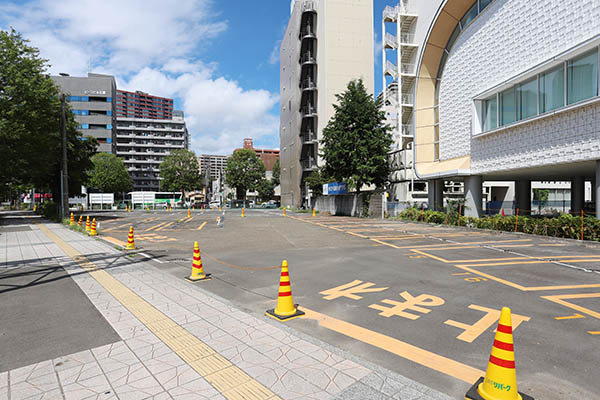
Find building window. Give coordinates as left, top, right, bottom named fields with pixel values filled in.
left=72, top=110, right=89, bottom=115
left=460, top=3, right=478, bottom=28
left=482, top=95, right=497, bottom=131
left=79, top=124, right=89, bottom=129
left=106, top=97, right=112, bottom=102
left=107, top=110, right=112, bottom=116
left=107, top=124, right=112, bottom=129
left=500, top=87, right=516, bottom=126
left=68, top=96, right=89, bottom=102
left=567, top=48, right=598, bottom=105
left=517, top=77, right=537, bottom=120
left=106, top=138, right=112, bottom=144
left=540, top=65, right=564, bottom=113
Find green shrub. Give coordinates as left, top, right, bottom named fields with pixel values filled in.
left=37, top=201, right=60, bottom=221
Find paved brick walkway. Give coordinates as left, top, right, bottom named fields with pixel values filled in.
left=0, top=220, right=452, bottom=400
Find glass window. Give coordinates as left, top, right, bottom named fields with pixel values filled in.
left=460, top=3, right=478, bottom=28
left=479, top=0, right=493, bottom=10
left=106, top=97, right=112, bottom=102
left=446, top=25, right=461, bottom=52
left=500, top=87, right=516, bottom=126
left=106, top=110, right=112, bottom=116
left=106, top=124, right=112, bottom=129
left=518, top=78, right=537, bottom=120
left=540, top=65, right=564, bottom=113
left=482, top=95, right=497, bottom=131
left=567, top=49, right=598, bottom=105
left=106, top=138, right=112, bottom=144
left=79, top=124, right=89, bottom=129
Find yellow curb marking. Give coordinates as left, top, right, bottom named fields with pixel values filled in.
left=301, top=307, right=484, bottom=384
left=103, top=236, right=127, bottom=247
left=155, top=222, right=174, bottom=231
left=554, top=313, right=585, bottom=320
left=38, top=224, right=280, bottom=400
left=197, top=221, right=207, bottom=231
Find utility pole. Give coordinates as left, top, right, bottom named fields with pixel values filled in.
left=61, top=94, right=69, bottom=220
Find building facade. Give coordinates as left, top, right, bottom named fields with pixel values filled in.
left=410, top=0, right=600, bottom=217
left=115, top=112, right=189, bottom=191
left=51, top=73, right=116, bottom=153
left=115, top=90, right=173, bottom=120
left=280, top=0, right=374, bottom=207
left=199, top=154, right=228, bottom=180
left=234, top=138, right=280, bottom=171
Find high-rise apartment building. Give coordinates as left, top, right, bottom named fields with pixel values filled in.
left=51, top=73, right=116, bottom=153
left=116, top=90, right=173, bottom=120
left=115, top=110, right=189, bottom=191
left=279, top=0, right=374, bottom=207
left=199, top=154, right=228, bottom=180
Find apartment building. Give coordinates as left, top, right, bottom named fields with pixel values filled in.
left=115, top=111, right=189, bottom=191
left=408, top=0, right=600, bottom=217
left=199, top=154, right=228, bottom=180
left=51, top=73, right=116, bottom=153
left=280, top=0, right=374, bottom=207
left=116, top=90, right=173, bottom=120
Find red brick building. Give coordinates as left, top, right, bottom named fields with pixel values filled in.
left=235, top=138, right=279, bottom=171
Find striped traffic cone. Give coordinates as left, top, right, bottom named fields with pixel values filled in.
left=283, top=208, right=286, bottom=217
left=241, top=207, right=245, bottom=218
left=187, top=208, right=191, bottom=218
left=85, top=216, right=90, bottom=232
left=465, top=307, right=533, bottom=400
left=185, top=241, right=211, bottom=282
left=77, top=215, right=83, bottom=228
left=312, top=208, right=316, bottom=217
left=126, top=226, right=135, bottom=250
left=70, top=212, right=75, bottom=226
left=266, top=260, right=305, bottom=321
left=89, top=218, right=97, bottom=236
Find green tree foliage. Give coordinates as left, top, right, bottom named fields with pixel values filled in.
left=271, top=159, right=280, bottom=186
left=304, top=168, right=328, bottom=196
left=0, top=29, right=97, bottom=200
left=159, top=149, right=202, bottom=201
left=320, top=79, right=392, bottom=215
left=88, top=153, right=132, bottom=193
left=533, top=189, right=550, bottom=213
left=256, top=178, right=275, bottom=201
left=225, top=149, right=265, bottom=200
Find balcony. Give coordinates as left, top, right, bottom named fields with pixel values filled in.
left=384, top=32, right=397, bottom=49
left=301, top=0, right=316, bottom=13
left=399, top=33, right=417, bottom=46
left=301, top=78, right=317, bottom=90
left=302, top=158, right=317, bottom=171
left=301, top=132, right=317, bottom=144
left=401, top=125, right=414, bottom=136
left=301, top=105, right=317, bottom=117
left=300, top=25, right=316, bottom=39
left=401, top=94, right=414, bottom=106
left=385, top=61, right=398, bottom=78
left=400, top=63, right=416, bottom=76
left=300, top=53, right=316, bottom=65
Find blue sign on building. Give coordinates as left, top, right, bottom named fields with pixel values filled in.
left=323, top=182, right=348, bottom=195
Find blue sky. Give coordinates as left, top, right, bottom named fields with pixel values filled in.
left=0, top=0, right=398, bottom=155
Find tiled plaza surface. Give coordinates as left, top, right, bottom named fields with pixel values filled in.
left=0, top=220, right=452, bottom=400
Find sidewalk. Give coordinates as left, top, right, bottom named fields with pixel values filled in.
left=0, top=219, right=452, bottom=400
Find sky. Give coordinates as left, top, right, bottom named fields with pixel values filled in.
left=0, top=0, right=398, bottom=156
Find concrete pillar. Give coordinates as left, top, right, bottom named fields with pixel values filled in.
left=427, top=180, right=435, bottom=210
left=464, top=175, right=483, bottom=218
left=427, top=179, right=444, bottom=211
left=571, top=176, right=585, bottom=215
left=515, top=180, right=531, bottom=216
left=596, top=161, right=600, bottom=219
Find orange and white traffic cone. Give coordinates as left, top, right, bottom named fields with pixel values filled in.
left=266, top=260, right=305, bottom=321
left=465, top=307, right=533, bottom=400
left=241, top=207, right=245, bottom=218
left=187, top=208, right=191, bottom=218
left=283, top=208, right=286, bottom=217
left=85, top=216, right=90, bottom=232
left=78, top=215, right=83, bottom=228
left=70, top=212, right=75, bottom=226
left=126, top=226, right=135, bottom=250
left=185, top=241, right=211, bottom=282
left=89, top=218, right=97, bottom=236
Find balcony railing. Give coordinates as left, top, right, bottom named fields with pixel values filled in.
left=301, top=53, right=316, bottom=64
left=385, top=60, right=398, bottom=78
left=301, top=0, right=316, bottom=12
left=301, top=105, right=317, bottom=116
left=302, top=158, right=317, bottom=170
left=399, top=32, right=416, bottom=45
left=301, top=132, right=317, bottom=143
left=300, top=25, right=315, bottom=38
left=301, top=78, right=317, bottom=90
left=401, top=125, right=414, bottom=136
left=400, top=63, right=416, bottom=75
left=401, top=94, right=414, bottom=105
left=384, top=32, right=397, bottom=49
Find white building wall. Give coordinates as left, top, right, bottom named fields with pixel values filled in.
left=438, top=0, right=600, bottom=168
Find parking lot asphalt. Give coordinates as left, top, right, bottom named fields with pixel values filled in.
left=96, top=208, right=600, bottom=399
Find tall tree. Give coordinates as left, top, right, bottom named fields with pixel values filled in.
left=256, top=178, right=275, bottom=201
left=225, top=149, right=265, bottom=201
left=88, top=153, right=132, bottom=194
left=159, top=149, right=202, bottom=201
left=320, top=79, right=393, bottom=216
left=271, top=159, right=280, bottom=186
left=0, top=29, right=97, bottom=201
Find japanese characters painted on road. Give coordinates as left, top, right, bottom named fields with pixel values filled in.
left=369, top=291, right=445, bottom=320
left=445, top=305, right=530, bottom=343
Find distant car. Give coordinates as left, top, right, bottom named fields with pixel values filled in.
left=262, top=203, right=277, bottom=209
left=209, top=201, right=220, bottom=208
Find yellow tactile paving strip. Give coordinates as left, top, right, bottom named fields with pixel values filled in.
left=39, top=224, right=280, bottom=400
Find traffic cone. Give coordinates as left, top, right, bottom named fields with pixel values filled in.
left=89, top=218, right=97, bottom=236
left=266, top=260, right=305, bottom=321
left=312, top=208, right=316, bottom=217
left=70, top=212, right=75, bottom=225
left=126, top=226, right=135, bottom=250
left=85, top=216, right=90, bottom=232
left=465, top=307, right=533, bottom=400
left=283, top=208, right=286, bottom=216
left=77, top=215, right=83, bottom=228
left=241, top=207, right=245, bottom=218
left=33, top=204, right=37, bottom=212
left=187, top=208, right=191, bottom=218
left=502, top=209, right=505, bottom=217
left=185, top=241, right=211, bottom=282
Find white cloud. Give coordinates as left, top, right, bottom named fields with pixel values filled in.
left=269, top=40, right=282, bottom=65
left=0, top=0, right=281, bottom=156
left=374, top=32, right=383, bottom=65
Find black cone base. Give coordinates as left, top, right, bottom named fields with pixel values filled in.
left=465, top=377, right=534, bottom=400
left=185, top=273, right=212, bottom=283
left=266, top=308, right=305, bottom=321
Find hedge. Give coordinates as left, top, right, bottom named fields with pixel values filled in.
left=396, top=209, right=600, bottom=242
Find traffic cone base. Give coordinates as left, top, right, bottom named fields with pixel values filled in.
left=465, top=377, right=533, bottom=400
left=266, top=307, right=305, bottom=321
left=185, top=273, right=212, bottom=283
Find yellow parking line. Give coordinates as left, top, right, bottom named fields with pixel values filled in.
left=38, top=224, right=280, bottom=400
left=103, top=236, right=127, bottom=247
left=555, top=313, right=585, bottom=320
left=197, top=221, right=207, bottom=231
left=589, top=331, right=600, bottom=335
left=155, top=222, right=174, bottom=231
left=146, top=222, right=167, bottom=231
left=184, top=217, right=193, bottom=224
left=301, top=307, right=483, bottom=384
